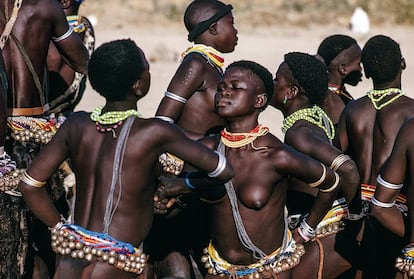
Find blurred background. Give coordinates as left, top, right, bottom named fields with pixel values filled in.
left=76, top=0, right=414, bottom=139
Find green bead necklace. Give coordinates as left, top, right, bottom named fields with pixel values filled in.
left=90, top=105, right=141, bottom=125
left=367, top=88, right=403, bottom=110
left=282, top=105, right=335, bottom=142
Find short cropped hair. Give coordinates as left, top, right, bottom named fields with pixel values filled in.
left=361, top=35, right=402, bottom=85
left=284, top=52, right=328, bottom=105
left=88, top=39, right=145, bottom=101
left=317, top=34, right=357, bottom=67
left=184, top=0, right=228, bottom=33
left=226, top=60, right=274, bottom=110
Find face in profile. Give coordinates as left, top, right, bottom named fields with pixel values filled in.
left=343, top=45, right=363, bottom=86
left=272, top=62, right=292, bottom=109
left=138, top=49, right=151, bottom=97
left=214, top=13, right=238, bottom=53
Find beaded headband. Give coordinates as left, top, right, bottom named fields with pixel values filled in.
left=187, top=4, right=233, bottom=42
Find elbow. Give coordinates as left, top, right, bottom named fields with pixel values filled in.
left=338, top=161, right=361, bottom=201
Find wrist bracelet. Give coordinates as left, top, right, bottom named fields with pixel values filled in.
left=185, top=172, right=197, bottom=189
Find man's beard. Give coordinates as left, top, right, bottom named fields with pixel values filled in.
left=343, top=70, right=363, bottom=86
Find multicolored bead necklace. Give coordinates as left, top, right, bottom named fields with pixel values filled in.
left=90, top=105, right=141, bottom=138
left=220, top=125, right=269, bottom=148
left=367, top=88, right=403, bottom=110
left=282, top=105, right=335, bottom=142
left=182, top=44, right=224, bottom=74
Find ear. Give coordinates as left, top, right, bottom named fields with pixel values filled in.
left=338, top=64, right=347, bottom=76
left=255, top=93, right=268, bottom=109
left=132, top=80, right=142, bottom=96
left=287, top=85, right=299, bottom=100
left=208, top=22, right=218, bottom=36
left=401, top=57, right=407, bottom=70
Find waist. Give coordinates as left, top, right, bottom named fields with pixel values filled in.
left=8, top=104, right=50, bottom=116
left=51, top=223, right=147, bottom=275
left=202, top=230, right=304, bottom=278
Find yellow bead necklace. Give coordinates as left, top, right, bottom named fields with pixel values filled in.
left=367, top=88, right=403, bottom=110
left=282, top=105, right=335, bottom=141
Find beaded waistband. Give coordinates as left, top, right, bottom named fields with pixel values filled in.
left=51, top=223, right=147, bottom=275
left=7, top=115, right=65, bottom=144
left=288, top=198, right=349, bottom=239
left=201, top=231, right=304, bottom=278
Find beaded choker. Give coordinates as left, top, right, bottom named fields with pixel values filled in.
left=90, top=106, right=141, bottom=138
left=367, top=88, right=403, bottom=110
left=328, top=83, right=353, bottom=101
left=182, top=44, right=224, bottom=71
left=282, top=105, right=335, bottom=141
left=220, top=125, right=269, bottom=148
left=90, top=106, right=141, bottom=125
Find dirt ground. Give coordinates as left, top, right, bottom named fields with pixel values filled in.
left=76, top=15, right=414, bottom=140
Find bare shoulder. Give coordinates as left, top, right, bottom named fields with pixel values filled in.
left=179, top=52, right=214, bottom=74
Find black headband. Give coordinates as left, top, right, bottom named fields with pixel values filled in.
left=187, top=4, right=233, bottom=42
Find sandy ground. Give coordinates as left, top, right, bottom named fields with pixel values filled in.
left=76, top=23, right=414, bottom=140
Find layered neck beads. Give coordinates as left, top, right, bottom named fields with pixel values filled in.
left=282, top=105, right=335, bottom=142
left=90, top=105, right=141, bottom=138
left=220, top=124, right=269, bottom=148
left=182, top=44, right=224, bottom=74
left=367, top=88, right=403, bottom=110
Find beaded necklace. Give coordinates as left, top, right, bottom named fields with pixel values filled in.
left=328, top=83, right=353, bottom=101
left=220, top=124, right=269, bottom=148
left=367, top=88, right=403, bottom=110
left=282, top=105, right=335, bottom=142
left=182, top=44, right=224, bottom=74
left=90, top=106, right=141, bottom=138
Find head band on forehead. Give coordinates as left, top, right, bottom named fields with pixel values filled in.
left=74, top=0, right=84, bottom=3
left=187, top=4, right=233, bottom=42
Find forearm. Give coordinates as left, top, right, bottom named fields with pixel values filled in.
left=19, top=172, right=61, bottom=228
left=370, top=205, right=405, bottom=237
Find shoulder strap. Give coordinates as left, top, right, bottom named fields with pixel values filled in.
left=0, top=2, right=46, bottom=106
left=0, top=0, right=22, bottom=49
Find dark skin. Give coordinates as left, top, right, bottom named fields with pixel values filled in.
left=47, top=0, right=95, bottom=91
left=155, top=11, right=238, bottom=140
left=271, top=62, right=361, bottom=278
left=369, top=118, right=414, bottom=279
left=159, top=66, right=340, bottom=279
left=320, top=44, right=362, bottom=125
left=19, top=49, right=234, bottom=279
left=337, top=58, right=414, bottom=186
left=0, top=0, right=88, bottom=109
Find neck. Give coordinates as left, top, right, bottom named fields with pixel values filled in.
left=373, top=80, right=401, bottom=91
left=282, top=98, right=311, bottom=119
left=226, top=118, right=259, bottom=133
left=103, top=100, right=138, bottom=113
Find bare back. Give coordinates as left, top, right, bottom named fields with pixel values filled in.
left=0, top=0, right=87, bottom=108
left=339, top=95, right=414, bottom=184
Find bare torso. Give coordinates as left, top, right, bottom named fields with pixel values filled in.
left=340, top=95, right=414, bottom=185
left=0, top=0, right=87, bottom=109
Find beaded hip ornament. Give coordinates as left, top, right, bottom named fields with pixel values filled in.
left=51, top=223, right=147, bottom=275
left=396, top=243, right=414, bottom=278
